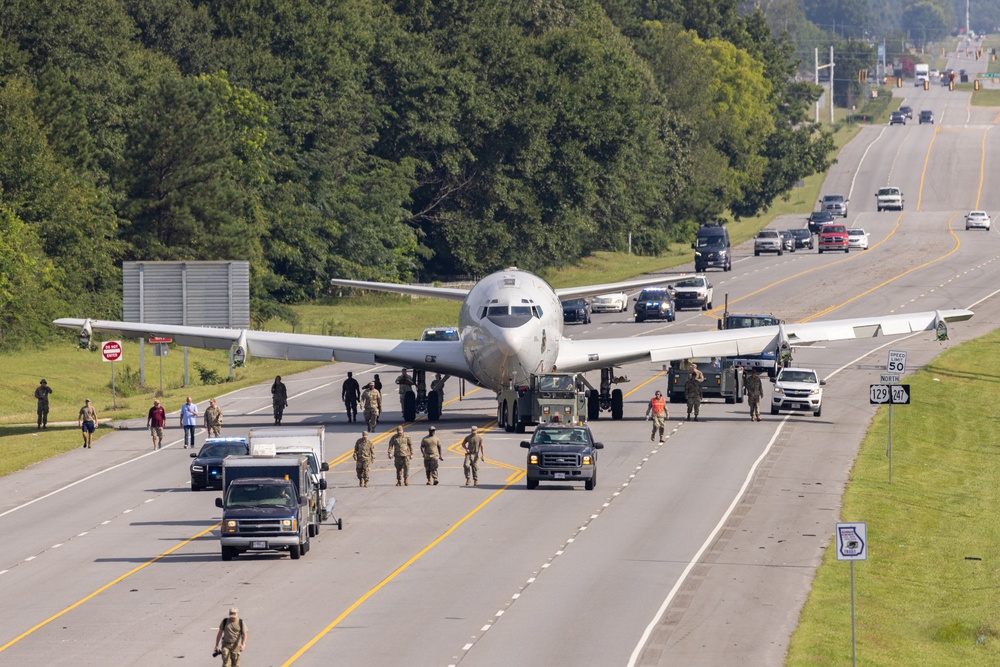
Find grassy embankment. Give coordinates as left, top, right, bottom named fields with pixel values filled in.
left=787, top=329, right=1000, bottom=665
left=0, top=121, right=859, bottom=477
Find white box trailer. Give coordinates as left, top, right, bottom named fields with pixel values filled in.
left=247, top=426, right=340, bottom=528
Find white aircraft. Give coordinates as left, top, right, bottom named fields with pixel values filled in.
left=55, top=267, right=971, bottom=426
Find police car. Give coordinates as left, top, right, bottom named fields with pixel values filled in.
left=420, top=327, right=460, bottom=341
left=190, top=437, right=249, bottom=491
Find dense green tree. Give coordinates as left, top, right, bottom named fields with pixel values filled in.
left=118, top=72, right=267, bottom=267
left=0, top=201, right=58, bottom=348
left=903, top=2, right=952, bottom=48
left=0, top=76, right=123, bottom=316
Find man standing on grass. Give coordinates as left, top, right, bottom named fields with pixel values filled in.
left=34, top=379, right=53, bottom=430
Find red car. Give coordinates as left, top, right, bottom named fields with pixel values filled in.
left=818, top=224, right=848, bottom=253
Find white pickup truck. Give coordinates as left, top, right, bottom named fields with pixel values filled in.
left=875, top=187, right=904, bottom=212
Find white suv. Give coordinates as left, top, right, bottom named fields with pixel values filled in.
left=754, top=229, right=783, bottom=256
left=770, top=368, right=825, bottom=417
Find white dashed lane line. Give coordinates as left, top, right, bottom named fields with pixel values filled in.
left=451, top=422, right=683, bottom=663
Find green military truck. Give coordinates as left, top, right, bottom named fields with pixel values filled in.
left=497, top=372, right=587, bottom=433
left=667, top=357, right=745, bottom=404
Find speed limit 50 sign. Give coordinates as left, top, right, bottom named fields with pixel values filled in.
left=887, top=350, right=906, bottom=374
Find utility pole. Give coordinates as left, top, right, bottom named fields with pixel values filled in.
left=816, top=47, right=835, bottom=123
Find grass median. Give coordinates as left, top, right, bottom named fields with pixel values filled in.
left=787, top=328, right=1000, bottom=665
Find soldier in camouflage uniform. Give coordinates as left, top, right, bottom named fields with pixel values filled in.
left=430, top=373, right=447, bottom=401
left=396, top=369, right=414, bottom=397
left=34, top=379, right=52, bottom=429
left=361, top=381, right=382, bottom=432
left=420, top=425, right=444, bottom=485
left=387, top=425, right=413, bottom=486
left=745, top=368, right=764, bottom=422
left=461, top=426, right=485, bottom=486
left=271, top=376, right=288, bottom=425
left=204, top=398, right=223, bottom=436
left=684, top=363, right=705, bottom=421
left=353, top=431, right=375, bottom=487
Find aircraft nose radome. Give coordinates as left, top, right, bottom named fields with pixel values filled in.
left=496, top=328, right=524, bottom=356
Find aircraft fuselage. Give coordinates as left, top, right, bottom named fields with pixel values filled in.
left=457, top=269, right=563, bottom=392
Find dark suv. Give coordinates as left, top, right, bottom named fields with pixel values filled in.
left=521, top=423, right=603, bottom=490
left=807, top=210, right=834, bottom=234
left=633, top=288, right=675, bottom=323
left=919, top=110, right=934, bottom=124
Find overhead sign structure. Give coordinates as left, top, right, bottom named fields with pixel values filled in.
left=101, top=340, right=123, bottom=362
left=870, top=384, right=910, bottom=404
left=836, top=522, right=868, bottom=561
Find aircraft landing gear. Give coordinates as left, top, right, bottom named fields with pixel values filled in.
left=401, top=369, right=443, bottom=422
left=596, top=367, right=627, bottom=421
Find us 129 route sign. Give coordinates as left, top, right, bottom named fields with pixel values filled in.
left=870, top=384, right=910, bottom=404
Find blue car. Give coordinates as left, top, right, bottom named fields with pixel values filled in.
left=562, top=298, right=591, bottom=324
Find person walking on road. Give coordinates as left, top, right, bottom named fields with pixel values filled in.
left=180, top=396, right=198, bottom=448
left=34, top=379, right=53, bottom=429
left=745, top=368, right=764, bottom=422
left=361, top=381, right=382, bottom=432
left=396, top=369, right=414, bottom=413
left=78, top=398, right=98, bottom=448
left=388, top=425, right=413, bottom=486
left=204, top=398, right=223, bottom=437
left=685, top=363, right=705, bottom=421
left=147, top=399, right=166, bottom=449
left=271, top=376, right=288, bottom=425
left=461, top=426, right=485, bottom=486
left=420, top=425, right=444, bottom=485
left=342, top=371, right=361, bottom=423
left=431, top=373, right=447, bottom=401
left=214, top=607, right=247, bottom=667
left=373, top=374, right=383, bottom=392
left=353, top=431, right=375, bottom=487
left=645, top=390, right=669, bottom=443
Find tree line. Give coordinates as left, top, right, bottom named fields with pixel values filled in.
left=0, top=0, right=834, bottom=348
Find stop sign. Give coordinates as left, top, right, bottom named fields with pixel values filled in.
left=102, top=340, right=123, bottom=362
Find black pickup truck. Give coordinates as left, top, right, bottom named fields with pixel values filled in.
left=521, top=423, right=603, bottom=491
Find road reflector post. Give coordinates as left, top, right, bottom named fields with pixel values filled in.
left=975, top=79, right=980, bottom=91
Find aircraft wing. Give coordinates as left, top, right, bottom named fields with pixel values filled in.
left=553, top=274, right=692, bottom=300
left=329, top=279, right=469, bottom=301
left=554, top=309, right=973, bottom=371
left=329, top=274, right=693, bottom=302
left=52, top=318, right=475, bottom=381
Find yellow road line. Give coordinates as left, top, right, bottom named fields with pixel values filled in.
left=916, top=124, right=939, bottom=211
left=976, top=128, right=988, bottom=209
left=801, top=214, right=961, bottom=322
left=0, top=522, right=219, bottom=653
left=280, top=475, right=524, bottom=666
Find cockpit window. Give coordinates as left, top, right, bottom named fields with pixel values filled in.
left=485, top=304, right=533, bottom=328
